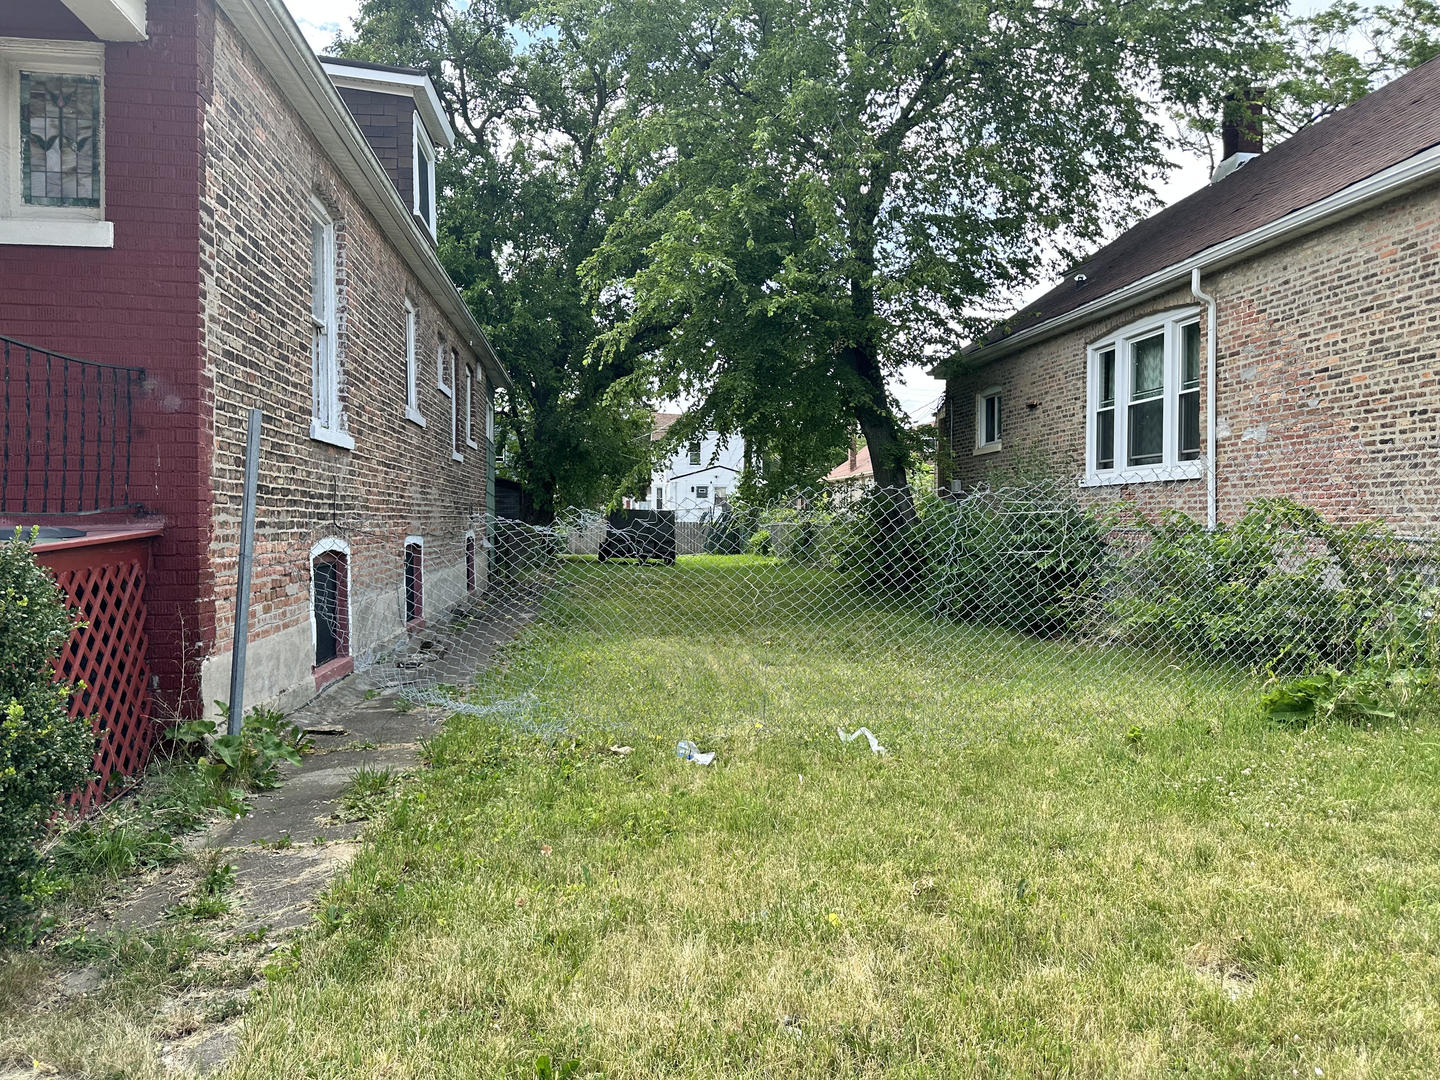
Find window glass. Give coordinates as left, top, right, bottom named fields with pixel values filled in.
left=1179, top=322, right=1202, bottom=460
left=982, top=393, right=1001, bottom=444
left=1096, top=348, right=1116, bottom=470
left=689, top=441, right=701, bottom=465
left=695, top=485, right=709, bottom=499
left=22, top=72, right=100, bottom=207
left=1099, top=349, right=1116, bottom=408
left=1130, top=334, right=1164, bottom=399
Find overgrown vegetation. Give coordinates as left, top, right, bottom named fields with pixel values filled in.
left=0, top=531, right=95, bottom=935
left=166, top=703, right=309, bottom=807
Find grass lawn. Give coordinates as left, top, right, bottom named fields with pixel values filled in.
left=224, top=556, right=1440, bottom=1078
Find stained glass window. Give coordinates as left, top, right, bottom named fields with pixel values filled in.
left=21, top=72, right=101, bottom=208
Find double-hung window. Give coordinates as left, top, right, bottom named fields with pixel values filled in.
left=975, top=387, right=1002, bottom=454
left=413, top=112, right=436, bottom=238
left=309, top=199, right=352, bottom=449
left=1086, top=310, right=1203, bottom=485
left=449, top=348, right=462, bottom=462
left=0, top=40, right=112, bottom=247
left=403, top=300, right=424, bottom=426
left=464, top=363, right=478, bottom=450
left=688, top=441, right=701, bottom=466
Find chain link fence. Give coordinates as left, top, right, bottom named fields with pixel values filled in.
left=307, top=470, right=1439, bottom=749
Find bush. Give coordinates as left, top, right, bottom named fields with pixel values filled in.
left=922, top=484, right=1110, bottom=635
left=1111, top=499, right=1426, bottom=674
left=0, top=530, right=95, bottom=933
left=746, top=528, right=773, bottom=556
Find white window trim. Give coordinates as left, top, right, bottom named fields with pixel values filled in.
left=974, top=386, right=1002, bottom=455
left=464, top=363, right=478, bottom=449
left=1083, top=307, right=1205, bottom=487
left=449, top=348, right=463, bottom=462
left=403, top=299, right=425, bottom=428
left=436, top=340, right=451, bottom=393
left=412, top=111, right=437, bottom=237
left=308, top=198, right=354, bottom=450
left=0, top=38, right=112, bottom=247
left=485, top=394, right=495, bottom=444
left=308, top=537, right=352, bottom=662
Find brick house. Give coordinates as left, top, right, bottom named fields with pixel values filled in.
left=0, top=0, right=511, bottom=753
left=938, top=57, right=1440, bottom=534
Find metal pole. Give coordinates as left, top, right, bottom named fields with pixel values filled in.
left=227, top=408, right=261, bottom=737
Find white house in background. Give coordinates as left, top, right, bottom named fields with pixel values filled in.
left=628, top=412, right=745, bottom=521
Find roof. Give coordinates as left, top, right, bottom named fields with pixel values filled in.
left=215, top=0, right=509, bottom=393
left=319, top=56, right=456, bottom=148
left=824, top=444, right=873, bottom=484
left=650, top=412, right=684, bottom=441
left=958, top=55, right=1440, bottom=366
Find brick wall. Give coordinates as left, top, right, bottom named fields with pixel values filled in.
left=335, top=86, right=415, bottom=215
left=199, top=9, right=491, bottom=714
left=944, top=180, right=1440, bottom=533
left=0, top=0, right=215, bottom=716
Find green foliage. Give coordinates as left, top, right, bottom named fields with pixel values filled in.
left=1111, top=499, right=1424, bottom=675
left=921, top=486, right=1110, bottom=635
left=167, top=852, right=235, bottom=921
left=746, top=528, right=773, bottom=557
left=0, top=530, right=94, bottom=934
left=338, top=766, right=400, bottom=823
left=167, top=703, right=308, bottom=799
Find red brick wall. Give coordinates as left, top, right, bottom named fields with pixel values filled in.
left=0, top=0, right=216, bottom=716
left=199, top=10, right=491, bottom=711
left=944, top=180, right=1440, bottom=533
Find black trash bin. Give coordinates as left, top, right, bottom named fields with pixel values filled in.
left=598, top=509, right=677, bottom=565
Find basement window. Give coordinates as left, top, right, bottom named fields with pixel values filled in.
left=311, top=540, right=352, bottom=682
left=404, top=538, right=424, bottom=628
left=465, top=532, right=476, bottom=592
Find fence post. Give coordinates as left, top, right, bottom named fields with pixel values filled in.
left=227, top=408, right=261, bottom=737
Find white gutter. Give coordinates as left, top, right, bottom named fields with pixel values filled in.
left=216, top=0, right=511, bottom=394
left=1190, top=268, right=1218, bottom=530
left=951, top=140, right=1440, bottom=372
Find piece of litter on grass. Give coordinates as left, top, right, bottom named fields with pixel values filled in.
left=607, top=745, right=634, bottom=756
left=676, top=739, right=716, bottom=766
left=837, top=726, right=887, bottom=755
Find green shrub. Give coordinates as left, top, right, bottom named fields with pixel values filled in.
left=0, top=529, right=95, bottom=933
left=166, top=702, right=308, bottom=801
left=1111, top=499, right=1425, bottom=674
left=746, top=528, right=773, bottom=556
left=922, top=485, right=1110, bottom=634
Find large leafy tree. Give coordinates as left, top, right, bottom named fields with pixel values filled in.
left=583, top=0, right=1291, bottom=502
left=338, top=0, right=660, bottom=519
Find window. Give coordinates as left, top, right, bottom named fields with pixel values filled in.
left=310, top=539, right=351, bottom=677
left=465, top=532, right=476, bottom=593
left=688, top=441, right=701, bottom=466
left=0, top=41, right=111, bottom=247
left=403, top=538, right=424, bottom=626
left=412, top=112, right=436, bottom=237
left=309, top=199, right=352, bottom=449
left=1087, top=310, right=1204, bottom=485
left=695, top=485, right=709, bottom=500
left=450, top=348, right=463, bottom=461
left=485, top=394, right=494, bottom=444
left=975, top=388, right=1002, bottom=453
left=436, top=340, right=450, bottom=393
left=403, top=300, right=424, bottom=426
left=464, top=364, right=478, bottom=449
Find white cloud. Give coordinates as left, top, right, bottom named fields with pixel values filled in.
left=282, top=0, right=360, bottom=53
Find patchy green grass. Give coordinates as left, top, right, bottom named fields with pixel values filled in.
left=212, top=556, right=1440, bottom=1078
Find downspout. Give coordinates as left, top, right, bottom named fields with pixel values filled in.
left=1190, top=267, right=1218, bottom=530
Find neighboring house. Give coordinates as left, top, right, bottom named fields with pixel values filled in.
left=938, top=58, right=1440, bottom=533
left=0, top=0, right=511, bottom=739
left=822, top=441, right=874, bottom=504
left=628, top=412, right=744, bottom=521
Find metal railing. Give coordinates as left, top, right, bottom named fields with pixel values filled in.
left=1, top=334, right=146, bottom=517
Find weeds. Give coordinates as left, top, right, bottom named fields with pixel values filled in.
left=337, top=766, right=400, bottom=822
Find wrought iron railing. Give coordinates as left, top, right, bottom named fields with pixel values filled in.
left=1, top=334, right=146, bottom=516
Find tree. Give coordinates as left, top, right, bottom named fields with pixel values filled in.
left=1175, top=0, right=1440, bottom=168
left=338, top=0, right=661, bottom=519
left=583, top=0, right=1287, bottom=507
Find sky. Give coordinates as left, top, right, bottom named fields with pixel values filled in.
left=286, top=0, right=1219, bottom=423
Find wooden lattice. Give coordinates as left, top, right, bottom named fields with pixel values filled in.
left=38, top=539, right=157, bottom=814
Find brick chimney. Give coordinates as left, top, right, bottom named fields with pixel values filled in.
left=1212, top=89, right=1265, bottom=183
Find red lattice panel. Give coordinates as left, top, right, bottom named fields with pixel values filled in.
left=37, top=539, right=158, bottom=815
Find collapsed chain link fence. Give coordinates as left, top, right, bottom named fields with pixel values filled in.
left=314, top=474, right=1440, bottom=751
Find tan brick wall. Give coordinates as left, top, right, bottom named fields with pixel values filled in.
left=945, top=180, right=1440, bottom=533
left=199, top=9, right=491, bottom=713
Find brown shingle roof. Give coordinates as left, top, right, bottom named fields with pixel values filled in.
left=650, top=412, right=684, bottom=441
left=968, top=55, right=1440, bottom=357
left=824, top=444, right=873, bottom=484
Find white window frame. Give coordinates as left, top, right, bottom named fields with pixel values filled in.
left=308, top=537, right=352, bottom=665
left=0, top=38, right=112, bottom=248
left=412, top=111, right=437, bottom=238
left=464, top=363, right=478, bottom=450
left=308, top=198, right=353, bottom=450
left=449, top=348, right=463, bottom=462
left=1084, top=308, right=1205, bottom=487
left=403, top=299, right=424, bottom=427
left=975, top=386, right=1002, bottom=455
left=688, top=441, right=701, bottom=466
left=485, top=393, right=494, bottom=444
left=436, top=339, right=450, bottom=393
